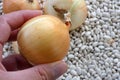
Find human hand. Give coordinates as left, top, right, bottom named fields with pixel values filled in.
left=0, top=10, right=67, bottom=80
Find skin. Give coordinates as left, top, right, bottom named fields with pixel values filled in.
left=0, top=10, right=67, bottom=80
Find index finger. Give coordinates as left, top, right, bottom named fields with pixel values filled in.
left=2, top=10, right=43, bottom=31
left=0, top=10, right=42, bottom=44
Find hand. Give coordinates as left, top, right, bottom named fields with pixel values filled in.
left=0, top=10, right=67, bottom=80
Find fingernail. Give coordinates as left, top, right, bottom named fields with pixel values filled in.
left=38, top=11, right=43, bottom=15
left=35, top=10, right=43, bottom=15
left=51, top=61, right=68, bottom=79
left=44, top=61, right=68, bottom=79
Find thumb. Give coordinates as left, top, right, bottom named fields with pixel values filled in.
left=9, top=61, right=67, bottom=80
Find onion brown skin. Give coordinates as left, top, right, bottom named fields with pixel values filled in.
left=3, top=0, right=40, bottom=13
left=17, top=15, right=70, bottom=65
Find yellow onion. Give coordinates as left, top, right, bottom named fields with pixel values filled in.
left=17, top=15, right=70, bottom=64
left=43, top=0, right=88, bottom=30
left=3, top=0, right=40, bottom=13
left=3, top=0, right=40, bottom=54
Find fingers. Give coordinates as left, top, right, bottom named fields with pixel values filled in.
left=0, top=10, right=42, bottom=44
left=2, top=54, right=32, bottom=71
left=10, top=61, right=67, bottom=80
left=3, top=10, right=42, bottom=31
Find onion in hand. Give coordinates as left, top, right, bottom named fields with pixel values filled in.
left=17, top=15, right=70, bottom=64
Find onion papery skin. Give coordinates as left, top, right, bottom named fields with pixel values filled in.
left=17, top=15, right=70, bottom=64
left=43, top=0, right=88, bottom=30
